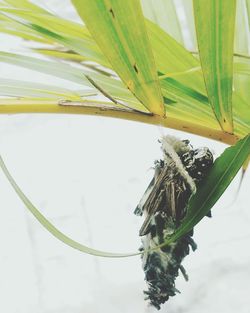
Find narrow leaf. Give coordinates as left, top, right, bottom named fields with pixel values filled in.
left=0, top=8, right=107, bottom=66
left=0, top=78, right=87, bottom=99
left=193, top=0, right=236, bottom=133
left=72, top=0, right=165, bottom=116
left=0, top=155, right=137, bottom=258
left=0, top=51, right=147, bottom=111
left=0, top=51, right=90, bottom=85
left=167, top=134, right=250, bottom=245
left=146, top=19, right=206, bottom=94
left=3, top=0, right=48, bottom=13
left=32, top=49, right=86, bottom=63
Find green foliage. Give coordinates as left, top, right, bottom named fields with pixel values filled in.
left=193, top=0, right=236, bottom=133
left=0, top=0, right=249, bottom=140
left=72, top=0, right=165, bottom=115
left=0, top=155, right=136, bottom=258
left=165, top=134, right=250, bottom=246
left=0, top=0, right=249, bottom=257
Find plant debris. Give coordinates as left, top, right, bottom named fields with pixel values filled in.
left=135, top=136, right=213, bottom=310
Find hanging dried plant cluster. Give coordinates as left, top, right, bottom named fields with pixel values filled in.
left=135, top=136, right=214, bottom=310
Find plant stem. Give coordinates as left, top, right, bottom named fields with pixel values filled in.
left=0, top=99, right=239, bottom=145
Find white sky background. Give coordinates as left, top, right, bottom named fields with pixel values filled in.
left=0, top=1, right=250, bottom=313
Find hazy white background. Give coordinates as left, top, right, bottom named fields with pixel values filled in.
left=0, top=1, right=250, bottom=313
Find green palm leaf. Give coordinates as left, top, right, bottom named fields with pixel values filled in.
left=72, top=0, right=164, bottom=116
left=0, top=51, right=148, bottom=111
left=193, top=0, right=236, bottom=133
left=163, top=133, right=250, bottom=247
left=0, top=155, right=136, bottom=258
left=0, top=78, right=94, bottom=99
left=0, top=7, right=108, bottom=66
left=3, top=0, right=48, bottom=13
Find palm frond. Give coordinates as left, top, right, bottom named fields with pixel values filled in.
left=0, top=0, right=249, bottom=143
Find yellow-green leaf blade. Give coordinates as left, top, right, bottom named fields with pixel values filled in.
left=0, top=51, right=147, bottom=112
left=71, top=0, right=164, bottom=116
left=193, top=0, right=236, bottom=133
left=0, top=155, right=137, bottom=258
left=0, top=78, right=90, bottom=100
left=164, top=133, right=250, bottom=246
left=0, top=7, right=108, bottom=67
